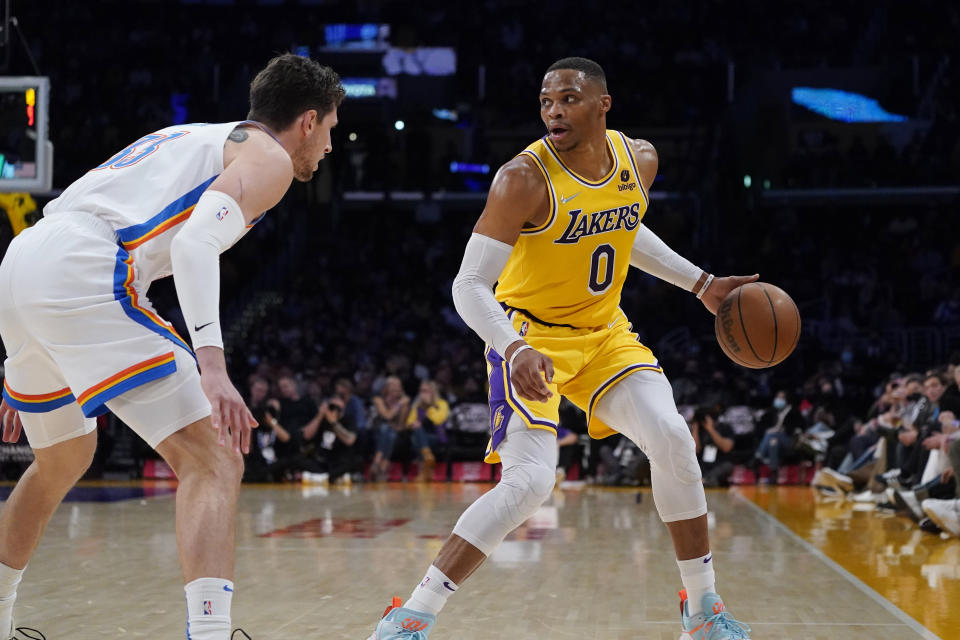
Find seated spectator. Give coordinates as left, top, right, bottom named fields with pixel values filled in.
left=407, top=380, right=451, bottom=480
left=888, top=410, right=959, bottom=521
left=754, top=390, right=806, bottom=482
left=895, top=372, right=956, bottom=487
left=598, top=436, right=649, bottom=486
left=554, top=425, right=579, bottom=485
left=944, top=358, right=960, bottom=408
left=257, top=392, right=314, bottom=482
left=690, top=408, right=736, bottom=487
left=919, top=416, right=960, bottom=536
left=370, top=376, right=411, bottom=481
left=446, top=377, right=491, bottom=461
left=243, top=376, right=274, bottom=482
left=556, top=398, right=587, bottom=481
left=278, top=375, right=320, bottom=439
left=334, top=377, right=367, bottom=435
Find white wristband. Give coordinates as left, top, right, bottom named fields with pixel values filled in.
left=695, top=274, right=715, bottom=300
left=508, top=344, right=533, bottom=369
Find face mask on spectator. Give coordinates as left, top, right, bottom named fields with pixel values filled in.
left=773, top=397, right=787, bottom=410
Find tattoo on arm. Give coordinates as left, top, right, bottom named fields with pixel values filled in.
left=228, top=128, right=249, bottom=143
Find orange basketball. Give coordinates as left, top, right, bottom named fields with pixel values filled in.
left=714, top=282, right=800, bottom=369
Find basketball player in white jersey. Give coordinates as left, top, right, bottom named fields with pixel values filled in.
left=0, top=54, right=344, bottom=639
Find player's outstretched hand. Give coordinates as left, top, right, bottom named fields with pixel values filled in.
left=699, top=274, right=760, bottom=315
left=510, top=347, right=555, bottom=403
left=196, top=347, right=258, bottom=454
left=201, top=370, right=258, bottom=454
left=0, top=398, right=23, bottom=443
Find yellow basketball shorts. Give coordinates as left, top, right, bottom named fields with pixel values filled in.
left=484, top=307, right=662, bottom=463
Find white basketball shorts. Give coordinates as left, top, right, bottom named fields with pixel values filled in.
left=0, top=213, right=211, bottom=448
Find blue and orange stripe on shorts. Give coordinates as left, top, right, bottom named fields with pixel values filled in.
left=2, top=381, right=76, bottom=413
left=76, top=352, right=177, bottom=417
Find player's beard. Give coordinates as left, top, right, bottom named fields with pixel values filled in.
left=291, top=147, right=316, bottom=182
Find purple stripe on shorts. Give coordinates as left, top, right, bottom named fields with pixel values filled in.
left=485, top=347, right=557, bottom=457
left=487, top=348, right=515, bottom=454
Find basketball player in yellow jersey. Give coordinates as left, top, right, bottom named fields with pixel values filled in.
left=367, top=58, right=755, bottom=640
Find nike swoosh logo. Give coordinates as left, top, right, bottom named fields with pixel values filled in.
left=223, top=585, right=233, bottom=592
left=703, top=554, right=712, bottom=564
left=442, top=581, right=456, bottom=592
left=560, top=192, right=581, bottom=204
left=194, top=322, right=215, bottom=331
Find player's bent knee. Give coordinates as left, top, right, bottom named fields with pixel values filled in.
left=157, top=418, right=243, bottom=485
left=452, top=461, right=556, bottom=554
left=648, top=413, right=701, bottom=485
left=34, top=429, right=98, bottom=483
left=500, top=462, right=555, bottom=521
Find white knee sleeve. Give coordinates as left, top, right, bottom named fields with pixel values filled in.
left=594, top=371, right=707, bottom=522
left=452, top=415, right=557, bottom=555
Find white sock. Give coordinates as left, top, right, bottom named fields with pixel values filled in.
left=677, top=552, right=716, bottom=617
left=0, top=563, right=25, bottom=634
left=404, top=565, right=458, bottom=616
left=184, top=577, right=233, bottom=640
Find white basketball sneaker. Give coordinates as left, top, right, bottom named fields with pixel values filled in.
left=922, top=499, right=960, bottom=536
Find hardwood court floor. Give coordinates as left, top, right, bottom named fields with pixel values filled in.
left=739, top=485, right=955, bottom=640
left=3, top=481, right=948, bottom=639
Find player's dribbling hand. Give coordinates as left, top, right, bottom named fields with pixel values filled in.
left=196, top=347, right=258, bottom=455
left=509, top=346, right=555, bottom=403
left=699, top=274, right=760, bottom=315
left=0, top=398, right=23, bottom=443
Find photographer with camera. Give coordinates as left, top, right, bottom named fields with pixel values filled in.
left=302, top=396, right=360, bottom=484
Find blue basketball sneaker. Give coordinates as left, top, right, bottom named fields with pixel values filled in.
left=679, top=590, right=751, bottom=639
left=367, top=597, right=436, bottom=640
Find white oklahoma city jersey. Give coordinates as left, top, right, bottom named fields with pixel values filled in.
left=44, top=120, right=262, bottom=284
left=0, top=120, right=267, bottom=429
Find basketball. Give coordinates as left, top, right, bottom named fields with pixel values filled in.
left=714, top=282, right=800, bottom=368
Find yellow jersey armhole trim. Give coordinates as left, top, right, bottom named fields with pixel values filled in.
left=518, top=150, right=557, bottom=235
left=617, top=131, right=650, bottom=208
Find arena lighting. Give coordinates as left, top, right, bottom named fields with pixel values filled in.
left=348, top=132, right=358, bottom=142
left=432, top=108, right=458, bottom=122
left=341, top=77, right=397, bottom=100
left=322, top=23, right=390, bottom=51
left=449, top=162, right=490, bottom=175
left=394, top=120, right=405, bottom=131
left=791, top=87, right=908, bottom=123
left=743, top=175, right=752, bottom=188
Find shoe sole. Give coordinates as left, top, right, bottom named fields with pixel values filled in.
left=923, top=505, right=960, bottom=537
left=814, top=474, right=848, bottom=494
left=822, top=471, right=853, bottom=492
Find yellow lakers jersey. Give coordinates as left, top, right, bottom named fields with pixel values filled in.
left=496, top=130, right=649, bottom=328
